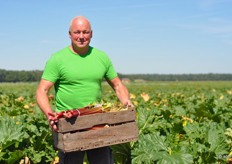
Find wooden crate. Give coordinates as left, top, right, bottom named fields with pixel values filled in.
left=53, top=108, right=139, bottom=152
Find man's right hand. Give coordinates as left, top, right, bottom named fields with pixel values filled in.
left=48, top=112, right=58, bottom=131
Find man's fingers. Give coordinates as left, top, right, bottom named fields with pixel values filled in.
left=52, top=124, right=58, bottom=131
left=123, top=100, right=134, bottom=108
left=49, top=120, right=58, bottom=131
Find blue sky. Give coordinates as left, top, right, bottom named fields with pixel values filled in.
left=0, top=0, right=232, bottom=74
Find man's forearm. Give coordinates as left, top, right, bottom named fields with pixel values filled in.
left=115, top=84, right=133, bottom=106
left=36, top=89, right=54, bottom=118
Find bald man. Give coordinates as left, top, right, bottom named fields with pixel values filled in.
left=36, top=16, right=133, bottom=164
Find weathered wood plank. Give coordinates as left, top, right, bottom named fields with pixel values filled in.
left=58, top=108, right=136, bottom=133
left=55, top=122, right=138, bottom=152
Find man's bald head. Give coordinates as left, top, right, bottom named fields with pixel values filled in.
left=69, top=16, right=92, bottom=32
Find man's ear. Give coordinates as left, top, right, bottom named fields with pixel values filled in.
left=91, top=31, right=93, bottom=38
left=69, top=31, right=71, bottom=38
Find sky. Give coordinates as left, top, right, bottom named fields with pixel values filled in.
left=0, top=0, right=232, bottom=74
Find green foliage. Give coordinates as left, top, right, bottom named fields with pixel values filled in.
left=1, top=81, right=232, bottom=163
left=111, top=143, right=132, bottom=164
left=0, top=87, right=56, bottom=163
left=0, top=116, right=26, bottom=163
left=127, top=81, right=232, bottom=164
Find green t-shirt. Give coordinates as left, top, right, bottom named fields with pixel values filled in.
left=42, top=46, right=118, bottom=112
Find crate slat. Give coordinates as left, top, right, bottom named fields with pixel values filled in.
left=55, top=122, right=138, bottom=152
left=58, top=108, right=136, bottom=133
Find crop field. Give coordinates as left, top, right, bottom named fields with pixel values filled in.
left=1, top=81, right=232, bottom=164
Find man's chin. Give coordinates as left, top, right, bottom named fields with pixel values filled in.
left=76, top=43, right=88, bottom=48
left=74, top=45, right=85, bottom=49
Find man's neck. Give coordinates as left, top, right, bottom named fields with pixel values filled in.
left=70, top=45, right=89, bottom=55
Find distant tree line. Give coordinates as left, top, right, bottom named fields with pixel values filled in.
left=118, top=73, right=232, bottom=81
left=0, top=69, right=42, bottom=82
left=0, top=69, right=232, bottom=82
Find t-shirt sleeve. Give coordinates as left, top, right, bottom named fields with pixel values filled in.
left=104, top=56, right=118, bottom=80
left=41, top=56, right=60, bottom=82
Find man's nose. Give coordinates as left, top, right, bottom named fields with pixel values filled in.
left=79, top=32, right=84, bottom=38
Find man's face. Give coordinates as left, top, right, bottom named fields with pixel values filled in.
left=69, top=20, right=92, bottom=49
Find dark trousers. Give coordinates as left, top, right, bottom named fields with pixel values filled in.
left=58, top=147, right=114, bottom=164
